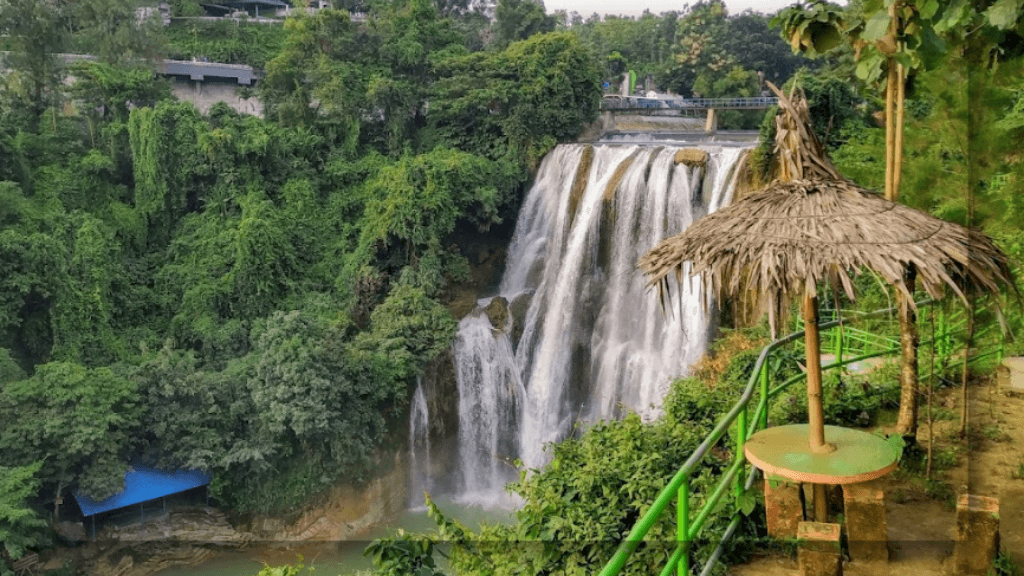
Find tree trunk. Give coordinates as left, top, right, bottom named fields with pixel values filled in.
left=53, top=480, right=64, bottom=523
left=959, top=305, right=975, bottom=437
left=884, top=58, right=897, bottom=200
left=895, top=266, right=919, bottom=438
left=894, top=62, right=905, bottom=196
left=958, top=36, right=985, bottom=439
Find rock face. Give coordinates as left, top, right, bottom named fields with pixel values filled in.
left=95, top=507, right=253, bottom=544
left=77, top=507, right=255, bottom=576
left=422, top=350, right=458, bottom=447
left=260, top=453, right=409, bottom=542
left=484, top=296, right=509, bottom=331
left=508, top=290, right=533, bottom=351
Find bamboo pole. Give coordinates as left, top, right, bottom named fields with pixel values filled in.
left=804, top=293, right=827, bottom=453
left=804, top=293, right=833, bottom=522
left=884, top=58, right=897, bottom=201
left=894, top=62, right=905, bottom=197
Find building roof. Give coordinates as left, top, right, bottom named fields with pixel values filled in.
left=160, top=59, right=258, bottom=85
left=73, top=466, right=211, bottom=517
left=219, top=0, right=288, bottom=7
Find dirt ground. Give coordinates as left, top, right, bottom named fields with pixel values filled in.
left=729, top=372, right=1024, bottom=576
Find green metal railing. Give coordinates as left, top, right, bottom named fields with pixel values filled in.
left=597, top=299, right=1002, bottom=576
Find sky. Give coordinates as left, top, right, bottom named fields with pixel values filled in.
left=544, top=0, right=844, bottom=19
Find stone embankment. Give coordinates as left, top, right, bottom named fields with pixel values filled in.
left=69, top=507, right=254, bottom=576
left=57, top=456, right=409, bottom=576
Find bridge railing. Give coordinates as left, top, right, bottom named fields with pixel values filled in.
left=600, top=96, right=779, bottom=112
left=596, top=298, right=999, bottom=576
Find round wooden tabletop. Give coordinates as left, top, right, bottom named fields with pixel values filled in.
left=743, top=424, right=900, bottom=485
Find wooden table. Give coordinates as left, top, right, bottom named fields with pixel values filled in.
left=744, top=424, right=900, bottom=521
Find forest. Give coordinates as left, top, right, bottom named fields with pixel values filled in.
left=2, top=0, right=1024, bottom=574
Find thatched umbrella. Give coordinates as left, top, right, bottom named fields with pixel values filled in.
left=638, top=83, right=1014, bottom=517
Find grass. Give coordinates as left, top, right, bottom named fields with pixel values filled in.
left=1013, top=456, right=1024, bottom=480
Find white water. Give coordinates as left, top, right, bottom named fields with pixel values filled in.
left=453, top=314, right=525, bottom=507
left=408, top=378, right=431, bottom=507
left=449, top=143, right=748, bottom=503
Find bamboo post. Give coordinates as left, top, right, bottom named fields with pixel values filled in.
left=804, top=294, right=833, bottom=522
left=894, top=62, right=906, bottom=196
left=678, top=479, right=690, bottom=576
left=735, top=406, right=748, bottom=501
left=760, top=361, right=770, bottom=430
left=804, top=294, right=831, bottom=453
left=884, top=58, right=897, bottom=200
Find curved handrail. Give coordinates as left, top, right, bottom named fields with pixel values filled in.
left=595, top=299, right=978, bottom=576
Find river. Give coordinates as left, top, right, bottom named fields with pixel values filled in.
left=154, top=497, right=514, bottom=576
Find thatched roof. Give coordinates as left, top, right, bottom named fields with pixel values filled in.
left=638, top=83, right=1016, bottom=331
left=639, top=178, right=1015, bottom=328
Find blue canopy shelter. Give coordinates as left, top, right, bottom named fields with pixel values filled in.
left=74, top=466, right=211, bottom=538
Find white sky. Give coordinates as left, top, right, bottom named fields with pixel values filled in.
left=545, top=0, right=842, bottom=19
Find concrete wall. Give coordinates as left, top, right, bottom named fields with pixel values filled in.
left=170, top=77, right=263, bottom=117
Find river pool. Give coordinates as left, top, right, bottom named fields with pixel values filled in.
left=155, top=496, right=515, bottom=576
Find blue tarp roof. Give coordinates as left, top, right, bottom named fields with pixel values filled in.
left=73, top=466, right=211, bottom=517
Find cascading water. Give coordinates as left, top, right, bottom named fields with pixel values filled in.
left=408, top=378, right=431, bottom=507
left=450, top=142, right=749, bottom=505
left=452, top=313, right=525, bottom=507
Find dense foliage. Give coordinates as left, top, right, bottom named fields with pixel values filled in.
left=371, top=334, right=907, bottom=576
left=3, top=0, right=1024, bottom=573
left=0, top=1, right=601, bottom=558
left=561, top=0, right=811, bottom=99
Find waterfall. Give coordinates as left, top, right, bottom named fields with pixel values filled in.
left=452, top=143, right=749, bottom=503
left=453, top=314, right=525, bottom=507
left=409, top=378, right=431, bottom=508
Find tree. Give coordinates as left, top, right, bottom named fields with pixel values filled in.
left=430, top=32, right=602, bottom=164
left=127, top=100, right=206, bottom=247
left=661, top=0, right=735, bottom=96
left=492, top=0, right=555, bottom=49
left=722, top=10, right=808, bottom=88
left=774, top=0, right=1024, bottom=439
left=261, top=8, right=367, bottom=132
left=0, top=362, right=141, bottom=516
left=364, top=0, right=463, bottom=154
left=72, top=0, right=167, bottom=66
left=0, top=462, right=48, bottom=567
left=0, top=0, right=72, bottom=113
left=50, top=213, right=125, bottom=366
left=68, top=61, right=172, bottom=122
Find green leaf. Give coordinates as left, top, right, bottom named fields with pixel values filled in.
left=985, top=0, right=1024, bottom=29
left=861, top=10, right=892, bottom=41
left=919, top=0, right=940, bottom=19
left=738, top=491, right=758, bottom=516
left=916, top=25, right=947, bottom=70
left=809, top=22, right=842, bottom=53
left=934, top=0, right=970, bottom=33
left=855, top=54, right=885, bottom=84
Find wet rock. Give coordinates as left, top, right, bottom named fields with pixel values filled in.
left=422, top=349, right=458, bottom=445
left=484, top=296, right=509, bottom=331
left=508, top=291, right=533, bottom=350
left=55, top=520, right=87, bottom=542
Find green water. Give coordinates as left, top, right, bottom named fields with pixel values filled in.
left=155, top=497, right=515, bottom=576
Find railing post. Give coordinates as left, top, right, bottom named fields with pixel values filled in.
left=836, top=322, right=844, bottom=367
left=734, top=406, right=747, bottom=501
left=937, top=308, right=949, bottom=366
left=759, top=358, right=770, bottom=430
left=678, top=479, right=690, bottom=576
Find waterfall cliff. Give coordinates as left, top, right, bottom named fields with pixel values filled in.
left=436, top=142, right=748, bottom=505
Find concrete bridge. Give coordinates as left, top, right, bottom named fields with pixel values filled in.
left=600, top=95, right=779, bottom=132
left=158, top=59, right=262, bottom=115
left=25, top=54, right=265, bottom=115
